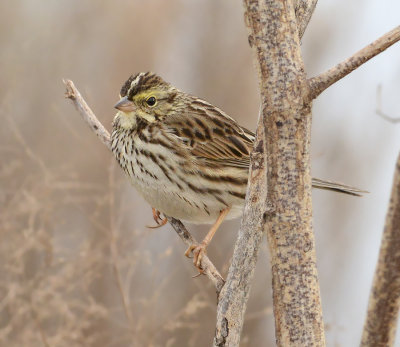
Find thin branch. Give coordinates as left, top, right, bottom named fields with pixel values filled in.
left=214, top=121, right=267, bottom=347
left=167, top=218, right=225, bottom=293
left=64, top=80, right=111, bottom=149
left=7, top=115, right=52, bottom=181
left=377, top=110, right=400, bottom=124
left=308, top=25, right=400, bottom=99
left=64, top=79, right=225, bottom=294
left=376, top=84, right=400, bottom=123
left=295, top=0, right=318, bottom=39
left=361, top=152, right=400, bottom=346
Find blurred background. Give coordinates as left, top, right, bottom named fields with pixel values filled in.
left=0, top=0, right=399, bottom=346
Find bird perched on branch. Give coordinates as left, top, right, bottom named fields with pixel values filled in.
left=111, top=72, right=364, bottom=271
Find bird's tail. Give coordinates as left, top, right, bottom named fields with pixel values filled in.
left=311, top=178, right=367, bottom=197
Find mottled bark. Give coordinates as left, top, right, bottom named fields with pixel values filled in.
left=214, top=121, right=268, bottom=346
left=215, top=3, right=400, bottom=347
left=361, top=152, right=400, bottom=346
left=64, top=80, right=225, bottom=294
left=215, top=0, right=324, bottom=345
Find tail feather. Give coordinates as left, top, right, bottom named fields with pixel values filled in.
left=311, top=178, right=367, bottom=197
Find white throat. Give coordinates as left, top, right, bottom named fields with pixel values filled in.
left=116, top=111, right=137, bottom=130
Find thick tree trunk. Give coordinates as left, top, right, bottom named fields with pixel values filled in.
left=214, top=1, right=325, bottom=346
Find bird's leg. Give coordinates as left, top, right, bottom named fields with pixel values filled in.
left=146, top=208, right=168, bottom=229
left=185, top=207, right=230, bottom=272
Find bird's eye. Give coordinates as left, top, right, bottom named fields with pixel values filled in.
left=146, top=96, right=156, bottom=107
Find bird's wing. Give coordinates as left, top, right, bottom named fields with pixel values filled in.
left=163, top=102, right=254, bottom=169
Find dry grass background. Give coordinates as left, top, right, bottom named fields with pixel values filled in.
left=0, top=1, right=399, bottom=346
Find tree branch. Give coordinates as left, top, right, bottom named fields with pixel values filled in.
left=167, top=217, right=225, bottom=293
left=295, top=0, right=318, bottom=39
left=215, top=0, right=324, bottom=345
left=64, top=80, right=111, bottom=150
left=308, top=25, right=400, bottom=99
left=214, top=122, right=267, bottom=346
left=361, top=152, right=400, bottom=346
left=63, top=79, right=225, bottom=294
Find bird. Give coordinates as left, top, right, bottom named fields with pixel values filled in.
left=111, top=72, right=364, bottom=271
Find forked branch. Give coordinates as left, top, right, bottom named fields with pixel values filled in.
left=295, top=0, right=318, bottom=39
left=308, top=25, right=400, bottom=99
left=215, top=0, right=324, bottom=346
left=64, top=79, right=225, bottom=294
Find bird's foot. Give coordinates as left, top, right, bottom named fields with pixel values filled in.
left=185, top=243, right=207, bottom=273
left=146, top=208, right=168, bottom=229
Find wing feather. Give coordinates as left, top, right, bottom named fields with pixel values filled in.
left=163, top=102, right=254, bottom=169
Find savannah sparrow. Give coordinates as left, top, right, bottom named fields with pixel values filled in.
left=111, top=72, right=363, bottom=270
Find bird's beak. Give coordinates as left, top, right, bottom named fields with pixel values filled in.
left=114, top=96, right=135, bottom=112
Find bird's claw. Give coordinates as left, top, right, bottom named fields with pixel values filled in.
left=146, top=208, right=168, bottom=229
left=185, top=243, right=206, bottom=274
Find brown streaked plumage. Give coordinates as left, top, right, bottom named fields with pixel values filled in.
left=111, top=72, right=366, bottom=270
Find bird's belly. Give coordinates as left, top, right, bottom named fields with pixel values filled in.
left=132, top=177, right=244, bottom=224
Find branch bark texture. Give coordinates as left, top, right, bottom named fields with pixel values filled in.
left=295, top=0, right=318, bottom=39
left=64, top=80, right=225, bottom=294
left=215, top=0, right=324, bottom=346
left=64, top=80, right=111, bottom=150
left=361, top=152, right=400, bottom=346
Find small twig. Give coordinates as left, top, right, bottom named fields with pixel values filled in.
left=63, top=79, right=225, bottom=294
left=6, top=115, right=52, bottom=181
left=308, top=25, right=400, bottom=99
left=295, top=0, right=318, bottom=39
left=64, top=80, right=111, bottom=149
left=361, top=152, right=400, bottom=346
left=376, top=85, right=400, bottom=123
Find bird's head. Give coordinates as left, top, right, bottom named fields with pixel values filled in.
left=114, top=72, right=180, bottom=128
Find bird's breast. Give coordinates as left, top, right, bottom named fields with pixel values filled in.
left=111, top=126, right=247, bottom=223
